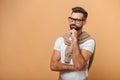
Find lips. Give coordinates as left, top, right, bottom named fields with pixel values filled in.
left=69, top=24, right=82, bottom=31
left=70, top=24, right=78, bottom=30
left=71, top=25, right=76, bottom=28
left=70, top=24, right=76, bottom=28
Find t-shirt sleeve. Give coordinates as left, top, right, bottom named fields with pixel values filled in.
left=81, top=39, right=96, bottom=53
left=53, top=37, right=63, bottom=51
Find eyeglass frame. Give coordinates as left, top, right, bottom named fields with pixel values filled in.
left=68, top=17, right=85, bottom=23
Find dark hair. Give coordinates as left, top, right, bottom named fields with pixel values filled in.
left=72, top=7, right=88, bottom=20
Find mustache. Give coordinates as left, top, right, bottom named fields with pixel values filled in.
left=70, top=24, right=82, bottom=31
left=70, top=24, right=77, bottom=27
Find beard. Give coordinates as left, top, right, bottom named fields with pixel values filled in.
left=69, top=24, right=83, bottom=31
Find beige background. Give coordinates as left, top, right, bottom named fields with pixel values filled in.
left=0, top=0, right=120, bottom=80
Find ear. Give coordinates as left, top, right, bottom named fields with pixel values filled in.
left=83, top=20, right=87, bottom=25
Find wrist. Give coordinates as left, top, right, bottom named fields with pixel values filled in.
left=73, top=38, right=78, bottom=43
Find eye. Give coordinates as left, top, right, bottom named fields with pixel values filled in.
left=68, top=17, right=84, bottom=23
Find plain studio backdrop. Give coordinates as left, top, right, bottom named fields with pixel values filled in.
left=0, top=0, right=120, bottom=80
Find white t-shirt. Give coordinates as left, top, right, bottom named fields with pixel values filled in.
left=54, top=37, right=95, bottom=80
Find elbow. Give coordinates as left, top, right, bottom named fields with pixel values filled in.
left=50, top=65, right=55, bottom=71
left=74, top=63, right=87, bottom=70
left=74, top=65, right=82, bottom=70
left=50, top=63, right=57, bottom=71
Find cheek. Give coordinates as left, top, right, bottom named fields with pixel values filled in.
left=80, top=22, right=84, bottom=26
left=77, top=23, right=82, bottom=26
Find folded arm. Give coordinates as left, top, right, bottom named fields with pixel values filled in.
left=50, top=50, right=75, bottom=72
left=50, top=48, right=92, bottom=72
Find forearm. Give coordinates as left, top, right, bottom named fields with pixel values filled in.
left=50, top=61, right=76, bottom=72
left=72, top=40, right=87, bottom=70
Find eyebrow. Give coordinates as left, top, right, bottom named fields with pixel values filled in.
left=69, top=17, right=85, bottom=21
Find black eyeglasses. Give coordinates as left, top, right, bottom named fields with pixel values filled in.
left=68, top=17, right=85, bottom=23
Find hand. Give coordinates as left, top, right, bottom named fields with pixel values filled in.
left=70, top=29, right=78, bottom=42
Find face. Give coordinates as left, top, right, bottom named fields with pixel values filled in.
left=68, top=12, right=86, bottom=31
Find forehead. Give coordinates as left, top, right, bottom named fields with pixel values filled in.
left=71, top=12, right=84, bottom=19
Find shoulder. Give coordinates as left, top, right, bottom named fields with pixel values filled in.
left=83, top=39, right=95, bottom=45
left=80, top=39, right=96, bottom=53
left=53, top=37, right=64, bottom=51
left=56, top=37, right=64, bottom=41
left=55, top=37, right=64, bottom=43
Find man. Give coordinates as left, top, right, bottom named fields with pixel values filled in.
left=50, top=6, right=95, bottom=80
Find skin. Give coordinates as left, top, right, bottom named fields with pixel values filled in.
left=50, top=12, right=92, bottom=71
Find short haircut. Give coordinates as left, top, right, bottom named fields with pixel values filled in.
left=72, top=7, right=88, bottom=20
